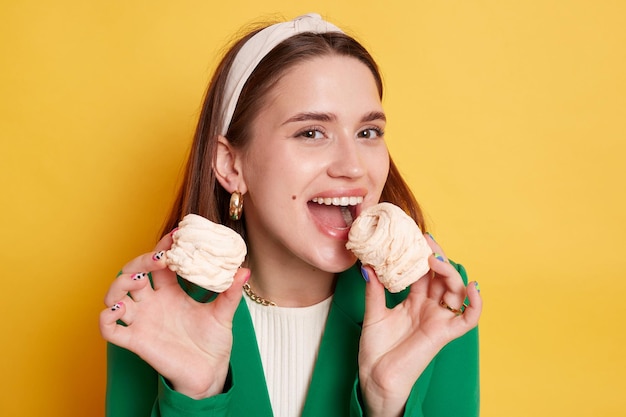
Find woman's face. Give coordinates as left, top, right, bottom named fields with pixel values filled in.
left=239, top=55, right=390, bottom=273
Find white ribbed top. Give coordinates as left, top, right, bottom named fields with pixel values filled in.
left=244, top=293, right=333, bottom=417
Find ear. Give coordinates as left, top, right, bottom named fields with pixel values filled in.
left=214, top=135, right=247, bottom=194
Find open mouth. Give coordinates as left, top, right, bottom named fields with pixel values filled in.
left=308, top=196, right=362, bottom=230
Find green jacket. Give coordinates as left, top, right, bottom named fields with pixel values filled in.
left=106, top=263, right=479, bottom=416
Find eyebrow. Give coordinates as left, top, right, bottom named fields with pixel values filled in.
left=282, top=111, right=386, bottom=125
left=362, top=111, right=386, bottom=123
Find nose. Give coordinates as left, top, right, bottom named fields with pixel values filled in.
left=327, top=134, right=366, bottom=179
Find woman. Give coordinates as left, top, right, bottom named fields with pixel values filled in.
left=100, top=13, right=482, bottom=417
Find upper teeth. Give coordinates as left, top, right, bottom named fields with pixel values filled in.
left=311, top=196, right=363, bottom=206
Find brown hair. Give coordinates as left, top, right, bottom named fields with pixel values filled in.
left=161, top=25, right=427, bottom=239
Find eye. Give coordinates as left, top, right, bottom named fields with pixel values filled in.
left=357, top=127, right=384, bottom=139
left=295, top=128, right=325, bottom=140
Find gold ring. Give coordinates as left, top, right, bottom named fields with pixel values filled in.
left=439, top=299, right=468, bottom=316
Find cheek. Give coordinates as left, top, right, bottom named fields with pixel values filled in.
left=242, top=147, right=285, bottom=189
left=371, top=148, right=391, bottom=185
left=275, top=150, right=326, bottom=184
left=245, top=151, right=310, bottom=198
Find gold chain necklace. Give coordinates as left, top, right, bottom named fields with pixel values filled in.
left=243, top=282, right=277, bottom=307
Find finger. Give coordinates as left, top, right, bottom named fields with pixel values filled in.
left=148, top=232, right=182, bottom=290
left=120, top=233, right=176, bottom=292
left=112, top=293, right=139, bottom=326
left=121, top=250, right=167, bottom=275
left=99, top=301, right=132, bottom=348
left=121, top=232, right=174, bottom=276
left=428, top=254, right=466, bottom=309
left=103, top=271, right=151, bottom=307
left=408, top=268, right=432, bottom=298
left=424, top=233, right=460, bottom=303
left=362, top=265, right=388, bottom=325
left=212, top=268, right=251, bottom=325
left=425, top=233, right=448, bottom=262
left=460, top=281, right=482, bottom=327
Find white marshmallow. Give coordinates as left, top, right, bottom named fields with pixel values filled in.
left=346, top=203, right=432, bottom=293
left=166, top=214, right=247, bottom=292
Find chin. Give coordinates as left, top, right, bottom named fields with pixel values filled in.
left=313, top=250, right=358, bottom=274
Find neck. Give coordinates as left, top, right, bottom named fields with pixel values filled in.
left=245, top=253, right=336, bottom=308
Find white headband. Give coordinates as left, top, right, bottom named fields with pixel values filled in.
left=219, top=13, right=343, bottom=135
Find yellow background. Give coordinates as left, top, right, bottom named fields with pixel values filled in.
left=1, top=0, right=624, bottom=415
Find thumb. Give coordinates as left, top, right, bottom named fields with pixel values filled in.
left=212, top=268, right=250, bottom=323
left=362, top=265, right=387, bottom=325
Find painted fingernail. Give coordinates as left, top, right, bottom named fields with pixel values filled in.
left=475, top=282, right=481, bottom=293
left=152, top=250, right=165, bottom=261
left=434, top=253, right=445, bottom=262
left=131, top=272, right=147, bottom=281
left=111, top=302, right=123, bottom=311
left=360, top=265, right=370, bottom=283
left=427, top=232, right=436, bottom=242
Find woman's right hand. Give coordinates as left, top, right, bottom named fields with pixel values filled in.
left=99, top=233, right=250, bottom=399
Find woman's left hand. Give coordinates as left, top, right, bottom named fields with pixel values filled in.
left=358, top=234, right=482, bottom=417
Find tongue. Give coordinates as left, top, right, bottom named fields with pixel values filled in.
left=308, top=203, right=352, bottom=229
left=341, top=206, right=354, bottom=227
